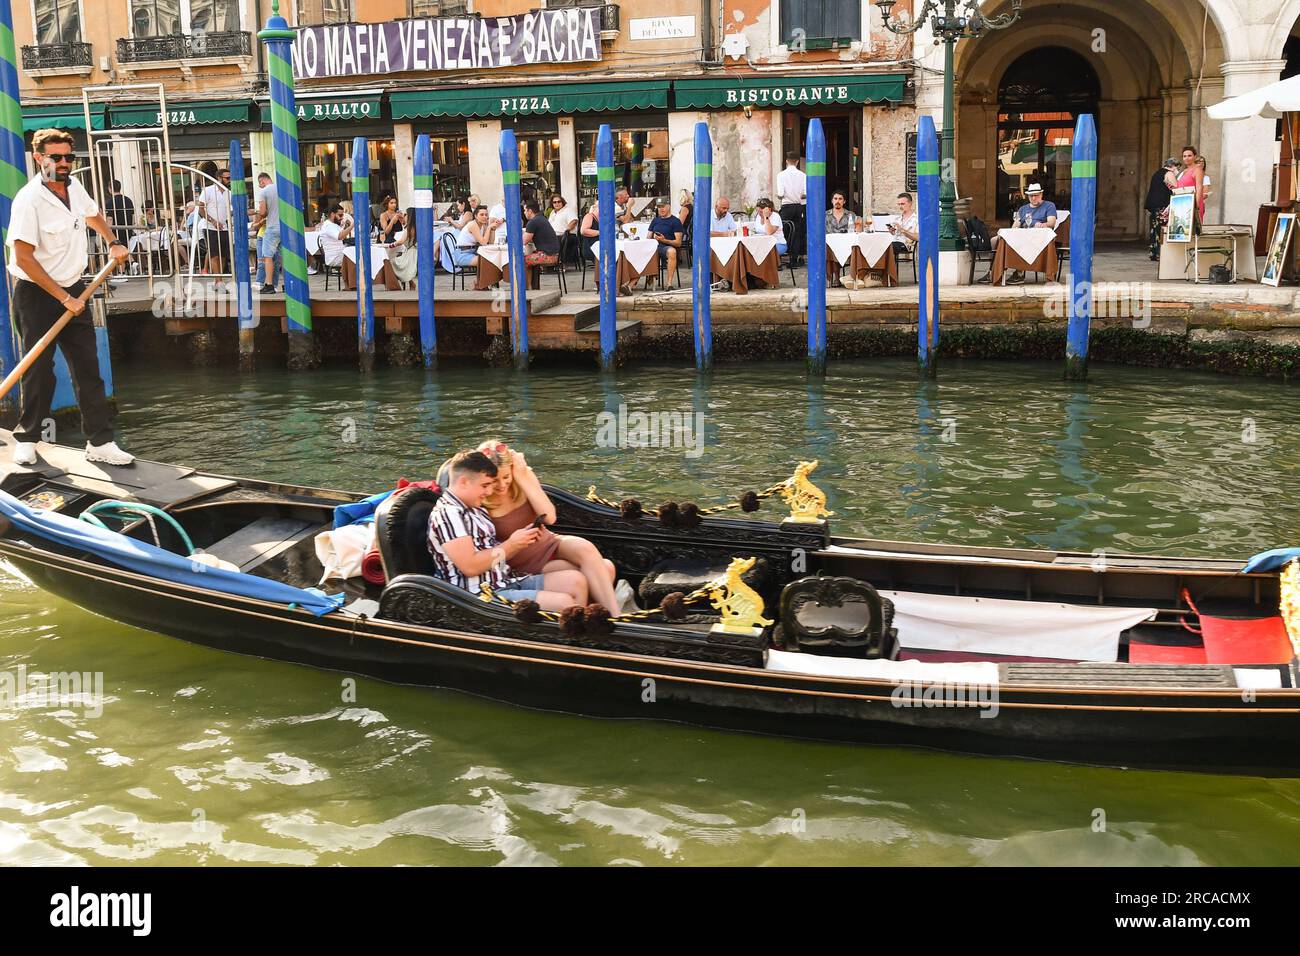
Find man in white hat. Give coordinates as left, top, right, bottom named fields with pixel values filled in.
left=1005, top=183, right=1059, bottom=284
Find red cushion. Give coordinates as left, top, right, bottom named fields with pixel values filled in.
left=1128, top=642, right=1207, bottom=664
left=1200, top=615, right=1294, bottom=665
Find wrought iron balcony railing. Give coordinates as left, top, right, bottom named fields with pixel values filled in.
left=116, top=31, right=252, bottom=64
left=600, top=3, right=619, bottom=35
left=21, top=41, right=93, bottom=71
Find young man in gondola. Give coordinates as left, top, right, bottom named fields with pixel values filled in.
left=427, top=451, right=587, bottom=611
left=6, top=128, right=133, bottom=467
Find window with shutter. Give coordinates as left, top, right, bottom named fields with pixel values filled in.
left=781, top=0, right=860, bottom=48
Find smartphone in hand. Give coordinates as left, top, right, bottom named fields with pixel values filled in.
left=531, top=514, right=547, bottom=529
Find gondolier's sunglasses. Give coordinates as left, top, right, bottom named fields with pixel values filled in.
left=42, top=151, right=74, bottom=163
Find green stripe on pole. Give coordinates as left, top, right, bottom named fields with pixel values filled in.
left=917, top=160, right=940, bottom=176
left=806, top=161, right=825, bottom=176
left=502, top=169, right=520, bottom=185
left=1073, top=159, right=1097, bottom=178
left=596, top=166, right=615, bottom=181
left=353, top=174, right=368, bottom=193
left=230, top=176, right=246, bottom=196
left=414, top=173, right=433, bottom=189
left=694, top=163, right=711, bottom=178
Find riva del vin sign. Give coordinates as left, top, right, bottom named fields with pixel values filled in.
left=291, top=10, right=602, bottom=80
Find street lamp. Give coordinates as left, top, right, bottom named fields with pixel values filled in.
left=877, top=0, right=1021, bottom=251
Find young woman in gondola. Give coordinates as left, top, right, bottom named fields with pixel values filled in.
left=474, top=440, right=620, bottom=615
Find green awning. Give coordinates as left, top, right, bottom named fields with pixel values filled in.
left=673, top=74, right=906, bottom=110
left=390, top=81, right=671, bottom=119
left=22, top=103, right=106, bottom=132
left=110, top=100, right=250, bottom=129
left=260, top=94, right=383, bottom=124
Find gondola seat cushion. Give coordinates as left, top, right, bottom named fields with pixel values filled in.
left=638, top=556, right=772, bottom=609
left=375, top=487, right=442, bottom=580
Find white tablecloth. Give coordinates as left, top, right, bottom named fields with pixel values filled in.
left=622, top=221, right=649, bottom=240
left=591, top=238, right=659, bottom=273
left=342, top=243, right=390, bottom=280
left=305, top=231, right=321, bottom=256
left=994, top=227, right=1057, bottom=262
left=740, top=233, right=779, bottom=265
left=710, top=236, right=742, bottom=266
left=477, top=243, right=510, bottom=270
left=825, top=233, right=894, bottom=267
left=128, top=229, right=168, bottom=254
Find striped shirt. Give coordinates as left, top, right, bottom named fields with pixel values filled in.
left=426, top=490, right=520, bottom=593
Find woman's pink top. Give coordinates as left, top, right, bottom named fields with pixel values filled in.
left=1177, top=167, right=1205, bottom=220
left=490, top=500, right=560, bottom=576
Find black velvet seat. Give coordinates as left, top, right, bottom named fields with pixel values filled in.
left=638, top=556, right=773, bottom=610
left=374, top=488, right=441, bottom=581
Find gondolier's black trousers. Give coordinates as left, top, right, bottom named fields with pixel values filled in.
left=780, top=202, right=806, bottom=260
left=13, top=278, right=114, bottom=447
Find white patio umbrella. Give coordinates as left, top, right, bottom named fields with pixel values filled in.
left=1208, top=73, right=1300, bottom=120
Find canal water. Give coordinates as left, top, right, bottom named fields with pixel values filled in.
left=3, top=359, right=1299, bottom=865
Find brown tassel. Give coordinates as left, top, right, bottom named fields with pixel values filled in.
left=678, top=502, right=702, bottom=529
left=620, top=498, right=643, bottom=520
left=584, top=604, right=613, bottom=636
left=740, top=491, right=760, bottom=512
left=513, top=599, right=541, bottom=624
left=658, top=500, right=680, bottom=528
left=661, top=591, right=687, bottom=621
left=558, top=605, right=586, bottom=637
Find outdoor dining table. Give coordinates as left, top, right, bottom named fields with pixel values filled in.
left=590, top=238, right=660, bottom=291
left=709, top=233, right=780, bottom=293
left=304, top=230, right=321, bottom=257
left=341, top=243, right=402, bottom=291
left=825, top=233, right=899, bottom=287
left=990, top=227, right=1059, bottom=284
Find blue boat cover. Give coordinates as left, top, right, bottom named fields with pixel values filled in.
left=0, top=489, right=344, bottom=616
left=1242, top=547, right=1300, bottom=574
left=333, top=489, right=395, bottom=529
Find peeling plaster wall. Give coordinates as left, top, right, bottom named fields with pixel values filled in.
left=867, top=106, right=915, bottom=212
left=710, top=110, right=778, bottom=211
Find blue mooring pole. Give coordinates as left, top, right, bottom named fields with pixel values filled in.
left=691, top=122, right=713, bottom=370
left=228, top=140, right=254, bottom=366
left=596, top=124, right=616, bottom=370
left=413, top=134, right=437, bottom=367
left=1066, top=113, right=1097, bottom=381
left=806, top=119, right=827, bottom=375
left=499, top=128, right=528, bottom=369
left=352, top=137, right=375, bottom=371
left=917, top=115, right=940, bottom=378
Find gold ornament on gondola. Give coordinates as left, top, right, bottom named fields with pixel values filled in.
left=1281, top=558, right=1300, bottom=659
left=706, top=556, right=774, bottom=636
left=780, top=459, right=834, bottom=523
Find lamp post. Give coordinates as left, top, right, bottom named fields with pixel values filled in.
left=877, top=0, right=1021, bottom=252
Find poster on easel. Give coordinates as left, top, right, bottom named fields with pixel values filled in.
left=1262, top=213, right=1295, bottom=287
left=1166, top=192, right=1196, bottom=243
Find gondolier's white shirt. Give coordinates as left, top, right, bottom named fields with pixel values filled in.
left=6, top=175, right=99, bottom=286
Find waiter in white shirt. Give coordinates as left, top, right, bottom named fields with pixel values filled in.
left=5, top=129, right=133, bottom=467
left=776, top=152, right=807, bottom=265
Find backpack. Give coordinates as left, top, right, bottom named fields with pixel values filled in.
left=965, top=217, right=992, bottom=252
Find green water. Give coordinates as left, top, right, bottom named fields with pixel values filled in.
left=3, top=359, right=1300, bottom=865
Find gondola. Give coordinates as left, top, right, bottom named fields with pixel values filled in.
left=1, top=429, right=1297, bottom=776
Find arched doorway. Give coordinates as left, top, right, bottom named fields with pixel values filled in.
left=995, top=47, right=1101, bottom=220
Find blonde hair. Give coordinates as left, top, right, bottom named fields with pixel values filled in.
left=32, top=128, right=74, bottom=154
left=477, top=439, right=526, bottom=509
left=678, top=189, right=693, bottom=206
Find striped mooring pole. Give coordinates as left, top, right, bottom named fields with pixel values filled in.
left=805, top=119, right=827, bottom=375
left=498, top=128, right=529, bottom=369
left=228, top=139, right=255, bottom=370
left=352, top=136, right=375, bottom=371
left=0, top=0, right=24, bottom=412
left=259, top=1, right=317, bottom=369
left=1065, top=113, right=1097, bottom=381
left=691, top=121, right=713, bottom=370
left=413, top=134, right=437, bottom=367
left=917, top=114, right=940, bottom=378
left=596, top=123, right=616, bottom=370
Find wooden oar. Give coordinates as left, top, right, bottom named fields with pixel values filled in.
left=0, top=258, right=122, bottom=403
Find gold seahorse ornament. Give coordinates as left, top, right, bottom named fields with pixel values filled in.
left=780, top=459, right=834, bottom=523
left=1281, top=558, right=1300, bottom=659
left=707, top=556, right=774, bottom=635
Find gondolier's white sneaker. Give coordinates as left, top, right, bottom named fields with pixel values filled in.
left=85, top=441, right=134, bottom=466
left=11, top=442, right=37, bottom=466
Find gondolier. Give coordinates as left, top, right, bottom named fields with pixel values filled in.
left=6, top=129, right=132, bottom=467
